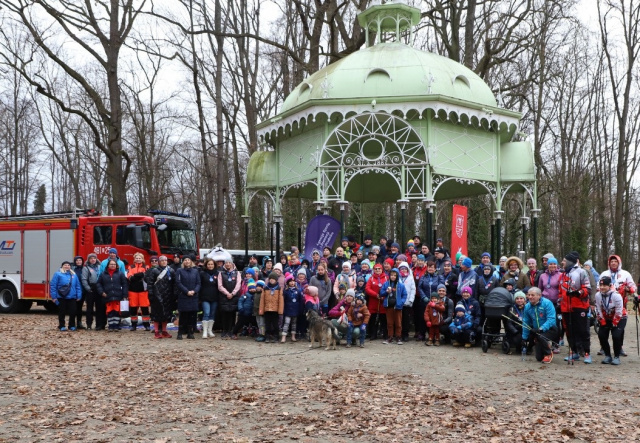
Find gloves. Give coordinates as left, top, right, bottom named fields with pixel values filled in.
left=427, top=321, right=432, bottom=328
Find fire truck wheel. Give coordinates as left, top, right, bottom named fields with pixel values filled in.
left=0, top=283, right=19, bottom=314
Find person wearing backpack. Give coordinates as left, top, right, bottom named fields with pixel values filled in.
left=50, top=260, right=83, bottom=331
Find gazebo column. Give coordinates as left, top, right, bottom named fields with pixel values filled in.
left=274, top=214, right=282, bottom=258
left=494, top=210, right=504, bottom=258
left=399, top=199, right=409, bottom=248
left=423, top=199, right=433, bottom=249
left=338, top=201, right=348, bottom=240
left=270, top=224, right=274, bottom=258
left=314, top=200, right=323, bottom=216
left=531, top=209, right=540, bottom=259
left=520, top=216, right=529, bottom=256
left=242, top=216, right=250, bottom=264
left=490, top=217, right=496, bottom=260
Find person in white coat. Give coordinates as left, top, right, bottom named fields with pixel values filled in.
left=398, top=261, right=416, bottom=342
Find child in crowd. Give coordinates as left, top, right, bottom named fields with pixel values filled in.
left=282, top=273, right=302, bottom=342
left=259, top=272, right=283, bottom=343
left=347, top=294, right=370, bottom=348
left=253, top=280, right=266, bottom=342
left=231, top=278, right=256, bottom=339
left=336, top=283, right=348, bottom=303
left=425, top=292, right=444, bottom=346
left=380, top=268, right=407, bottom=345
left=355, top=276, right=367, bottom=297
left=449, top=304, right=474, bottom=347
left=304, top=285, right=320, bottom=314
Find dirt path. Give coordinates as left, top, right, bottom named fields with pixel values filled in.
left=1, top=310, right=639, bottom=442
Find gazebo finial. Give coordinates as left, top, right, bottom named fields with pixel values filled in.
left=357, top=0, right=421, bottom=47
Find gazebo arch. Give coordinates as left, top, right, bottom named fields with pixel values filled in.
left=319, top=112, right=428, bottom=202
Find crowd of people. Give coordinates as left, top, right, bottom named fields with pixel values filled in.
left=49, top=235, right=639, bottom=365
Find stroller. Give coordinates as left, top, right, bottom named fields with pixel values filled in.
left=481, top=287, right=513, bottom=354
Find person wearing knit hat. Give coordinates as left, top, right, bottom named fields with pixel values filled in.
left=333, top=259, right=356, bottom=301
left=424, top=291, right=445, bottom=346
left=230, top=278, right=257, bottom=340
left=582, top=260, right=600, bottom=283
left=99, top=248, right=126, bottom=274
left=449, top=302, right=473, bottom=347
left=383, top=258, right=394, bottom=274
left=51, top=259, right=83, bottom=331
left=380, top=267, right=408, bottom=345
left=82, top=252, right=102, bottom=330
left=559, top=250, right=592, bottom=363
left=595, top=275, right=626, bottom=364
left=541, top=252, right=554, bottom=270
left=259, top=269, right=284, bottom=343
left=497, top=256, right=508, bottom=279
left=456, top=256, right=477, bottom=301
left=280, top=269, right=303, bottom=343
left=346, top=291, right=370, bottom=348
left=284, top=272, right=294, bottom=284
left=365, top=260, right=388, bottom=341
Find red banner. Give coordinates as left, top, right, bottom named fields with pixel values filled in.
left=450, top=204, right=468, bottom=265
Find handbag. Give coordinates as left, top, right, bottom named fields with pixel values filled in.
left=120, top=299, right=130, bottom=313
left=57, top=283, right=71, bottom=297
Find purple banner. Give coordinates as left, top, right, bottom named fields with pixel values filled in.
left=304, top=215, right=341, bottom=257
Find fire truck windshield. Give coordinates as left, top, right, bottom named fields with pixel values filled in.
left=156, top=219, right=197, bottom=255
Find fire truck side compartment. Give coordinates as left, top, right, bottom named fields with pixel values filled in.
left=0, top=231, right=21, bottom=274
left=23, top=231, right=47, bottom=284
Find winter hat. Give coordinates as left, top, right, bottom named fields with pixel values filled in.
left=455, top=304, right=466, bottom=314
left=108, top=248, right=118, bottom=254
left=341, top=236, right=349, bottom=242
left=247, top=279, right=256, bottom=290
left=499, top=256, right=508, bottom=263
left=342, top=261, right=351, bottom=271
left=417, top=254, right=426, bottom=261
left=372, top=246, right=381, bottom=253
left=462, top=257, right=473, bottom=268
left=338, top=282, right=347, bottom=291
left=268, top=271, right=279, bottom=281
left=347, top=235, right=356, bottom=242
left=360, top=261, right=370, bottom=269
left=74, top=255, right=84, bottom=263
left=514, top=291, right=526, bottom=301
left=312, top=250, right=320, bottom=256
left=304, top=286, right=318, bottom=297
left=256, top=280, right=266, bottom=288
left=284, top=272, right=294, bottom=284
left=391, top=242, right=400, bottom=249
left=481, top=252, right=491, bottom=258
left=482, top=263, right=493, bottom=270
left=262, top=256, right=272, bottom=265
left=364, top=234, right=373, bottom=241
left=297, top=267, right=307, bottom=276
left=384, top=258, right=395, bottom=267
left=547, top=257, right=558, bottom=265
left=430, top=292, right=439, bottom=299
left=599, top=276, right=612, bottom=286
left=245, top=268, right=256, bottom=278
left=273, top=263, right=283, bottom=272
left=503, top=278, right=516, bottom=287
left=355, top=294, right=366, bottom=304
left=346, top=288, right=356, bottom=298
left=455, top=252, right=463, bottom=263
left=149, top=255, right=158, bottom=261
left=357, top=275, right=366, bottom=284
left=461, top=286, right=473, bottom=295
left=87, top=253, right=98, bottom=260
left=434, top=247, right=444, bottom=254
left=584, top=260, right=593, bottom=267
left=407, top=240, right=415, bottom=247
left=396, top=254, right=407, bottom=262
left=373, top=263, right=383, bottom=270
left=543, top=253, right=554, bottom=259
left=224, top=256, right=234, bottom=264
left=60, top=260, right=71, bottom=267
left=564, top=251, right=580, bottom=263
left=437, top=284, right=446, bottom=291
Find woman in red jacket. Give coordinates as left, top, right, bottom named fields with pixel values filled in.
left=365, top=263, right=388, bottom=340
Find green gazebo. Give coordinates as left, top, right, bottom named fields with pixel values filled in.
left=244, top=1, right=537, bottom=257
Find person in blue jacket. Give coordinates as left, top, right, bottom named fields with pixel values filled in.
left=99, top=248, right=126, bottom=274
left=522, top=286, right=558, bottom=363
left=281, top=274, right=302, bottom=342
left=231, top=278, right=256, bottom=339
left=379, top=268, right=407, bottom=345
left=449, top=304, right=474, bottom=346
left=50, top=260, right=83, bottom=331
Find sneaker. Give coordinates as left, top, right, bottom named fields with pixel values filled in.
left=611, top=357, right=621, bottom=365
left=255, top=335, right=265, bottom=342
left=231, top=334, right=238, bottom=340
left=597, top=348, right=605, bottom=356
left=602, top=356, right=612, bottom=364
left=620, top=348, right=628, bottom=357
left=176, top=334, right=183, bottom=340
left=552, top=347, right=560, bottom=354
left=346, top=344, right=351, bottom=348
left=69, top=327, right=77, bottom=331
left=583, top=353, right=592, bottom=364
left=542, top=354, right=553, bottom=364
left=359, top=343, right=365, bottom=348
left=452, top=341, right=462, bottom=347
left=434, top=341, right=440, bottom=347
left=426, top=339, right=433, bottom=346
left=154, top=331, right=162, bottom=339
left=59, top=327, right=67, bottom=332
left=564, top=353, right=580, bottom=362
left=382, top=339, right=389, bottom=345
left=161, top=331, right=172, bottom=338
left=397, top=339, right=403, bottom=345
left=464, top=343, right=472, bottom=348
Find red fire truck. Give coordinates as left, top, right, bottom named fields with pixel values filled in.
left=0, top=209, right=198, bottom=313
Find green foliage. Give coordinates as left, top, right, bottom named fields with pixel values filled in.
left=33, top=184, right=46, bottom=213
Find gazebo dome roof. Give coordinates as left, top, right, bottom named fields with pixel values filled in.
left=280, top=42, right=497, bottom=114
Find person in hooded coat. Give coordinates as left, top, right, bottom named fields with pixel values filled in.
left=379, top=268, right=408, bottom=345
left=365, top=263, right=388, bottom=340
left=81, top=253, right=103, bottom=330
left=146, top=255, right=176, bottom=338
left=397, top=261, right=415, bottom=342
left=96, top=259, right=128, bottom=331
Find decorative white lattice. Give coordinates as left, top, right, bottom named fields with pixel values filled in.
left=430, top=125, right=496, bottom=179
